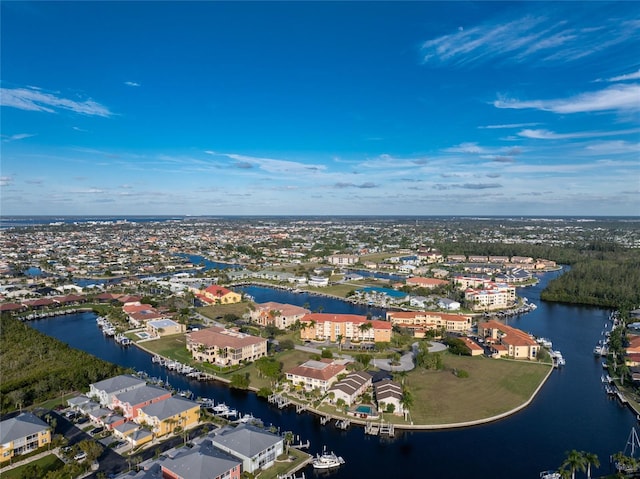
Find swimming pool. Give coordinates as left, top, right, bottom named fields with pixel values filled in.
left=136, top=332, right=151, bottom=339
left=355, top=405, right=373, bottom=415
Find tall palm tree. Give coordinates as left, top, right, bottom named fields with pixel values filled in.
left=582, top=451, right=599, bottom=479
left=561, top=450, right=586, bottom=479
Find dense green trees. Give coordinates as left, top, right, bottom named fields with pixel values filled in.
left=0, top=316, right=126, bottom=414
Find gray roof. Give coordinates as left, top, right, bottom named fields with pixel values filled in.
left=160, top=440, right=241, bottom=479
left=139, top=396, right=199, bottom=421
left=211, top=424, right=282, bottom=458
left=115, top=385, right=171, bottom=405
left=91, top=374, right=146, bottom=394
left=0, top=412, right=49, bottom=444
left=329, top=371, right=372, bottom=396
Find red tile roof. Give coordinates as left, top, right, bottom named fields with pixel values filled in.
left=302, top=313, right=392, bottom=330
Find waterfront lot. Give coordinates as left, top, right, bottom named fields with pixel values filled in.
left=402, top=353, right=552, bottom=425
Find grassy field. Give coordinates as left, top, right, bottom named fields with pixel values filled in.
left=0, top=454, right=64, bottom=478
left=196, top=302, right=252, bottom=321
left=402, top=353, right=551, bottom=425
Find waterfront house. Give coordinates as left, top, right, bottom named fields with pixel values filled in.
left=478, top=320, right=539, bottom=360
left=196, top=285, right=241, bottom=305
left=136, top=396, right=200, bottom=437
left=0, top=412, right=51, bottom=462
left=437, top=298, right=461, bottom=311
left=328, top=371, right=372, bottom=407
left=374, top=379, right=404, bottom=415
left=122, top=303, right=166, bottom=327
left=146, top=318, right=185, bottom=338
left=285, top=358, right=346, bottom=393
left=112, top=385, right=172, bottom=419
left=210, top=424, right=284, bottom=474
left=249, top=301, right=310, bottom=330
left=386, top=311, right=472, bottom=335
left=89, top=374, right=147, bottom=407
left=186, top=326, right=267, bottom=366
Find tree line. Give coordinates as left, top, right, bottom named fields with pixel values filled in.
left=0, top=315, right=127, bottom=414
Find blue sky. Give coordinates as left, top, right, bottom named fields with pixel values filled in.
left=1, top=1, right=639, bottom=216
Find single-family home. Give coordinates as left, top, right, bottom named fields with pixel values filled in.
left=0, top=413, right=51, bottom=462
left=285, top=359, right=346, bottom=393
left=197, top=285, right=241, bottom=305
left=211, top=424, right=284, bottom=474
left=328, top=371, right=372, bottom=407
left=374, top=379, right=404, bottom=415
left=146, top=318, right=185, bottom=338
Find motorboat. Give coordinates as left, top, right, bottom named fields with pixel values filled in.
left=312, top=447, right=345, bottom=469
left=539, top=471, right=560, bottom=479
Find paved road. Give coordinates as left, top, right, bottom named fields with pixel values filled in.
left=372, top=341, right=447, bottom=372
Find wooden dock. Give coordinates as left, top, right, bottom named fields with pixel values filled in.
left=379, top=423, right=395, bottom=437
left=365, top=422, right=380, bottom=435
left=320, top=415, right=331, bottom=425
left=268, top=393, right=291, bottom=409
left=336, top=419, right=350, bottom=430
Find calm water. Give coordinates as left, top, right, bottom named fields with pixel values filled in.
left=29, top=270, right=633, bottom=478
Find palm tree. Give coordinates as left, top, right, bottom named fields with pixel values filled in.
left=561, top=450, right=587, bottom=479
left=582, top=451, right=599, bottom=479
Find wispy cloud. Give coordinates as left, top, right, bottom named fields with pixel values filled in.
left=0, top=86, right=112, bottom=117
left=518, top=127, right=640, bottom=140
left=334, top=182, right=378, bottom=189
left=479, top=123, right=541, bottom=129
left=595, top=70, right=640, bottom=82
left=433, top=182, right=502, bottom=190
left=421, top=11, right=640, bottom=66
left=2, top=133, right=35, bottom=142
left=494, top=84, right=640, bottom=113
left=124, top=81, right=141, bottom=87
left=445, top=142, right=486, bottom=154
left=0, top=176, right=12, bottom=187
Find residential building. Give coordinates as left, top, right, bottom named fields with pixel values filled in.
left=249, top=301, right=310, bottom=329
left=146, top=318, right=185, bottom=338
left=0, top=413, right=51, bottom=462
left=453, top=275, right=493, bottom=289
left=374, top=379, right=404, bottom=415
left=122, top=303, right=166, bottom=327
left=478, top=320, right=539, bottom=360
left=386, top=311, right=472, bottom=335
left=308, top=275, right=329, bottom=287
left=89, top=374, right=147, bottom=407
left=211, top=424, right=284, bottom=474
left=285, top=359, right=346, bottom=392
left=327, top=371, right=372, bottom=406
left=327, top=254, right=358, bottom=266
left=186, top=326, right=267, bottom=366
left=437, top=298, right=461, bottom=311
left=299, top=313, right=392, bottom=343
left=465, top=282, right=516, bottom=311
left=196, top=285, right=241, bottom=305
left=136, top=396, right=200, bottom=437
left=405, top=277, right=449, bottom=289
left=112, top=385, right=172, bottom=419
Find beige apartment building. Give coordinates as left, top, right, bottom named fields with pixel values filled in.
left=186, top=326, right=267, bottom=366
left=299, top=313, right=392, bottom=343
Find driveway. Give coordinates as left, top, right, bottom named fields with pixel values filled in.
left=372, top=341, right=447, bottom=372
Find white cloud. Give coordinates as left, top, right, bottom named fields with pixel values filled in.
left=0, top=86, right=112, bottom=117
left=0, top=176, right=12, bottom=186
left=421, top=11, right=640, bottom=66
left=2, top=133, right=35, bottom=142
left=518, top=127, right=640, bottom=140
left=445, top=142, right=485, bottom=154
left=494, top=84, right=640, bottom=113
left=595, top=70, right=640, bottom=82
left=479, top=123, right=541, bottom=129
left=124, top=81, right=141, bottom=87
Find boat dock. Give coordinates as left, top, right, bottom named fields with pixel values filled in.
left=268, top=393, right=291, bottom=409
left=320, top=415, right=331, bottom=425
left=336, top=419, right=350, bottom=430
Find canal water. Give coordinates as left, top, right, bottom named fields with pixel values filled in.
left=29, top=270, right=633, bottom=478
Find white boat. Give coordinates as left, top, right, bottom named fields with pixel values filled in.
left=312, top=447, right=345, bottom=470
left=539, top=471, right=560, bottom=479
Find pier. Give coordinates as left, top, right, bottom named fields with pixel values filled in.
left=336, top=419, right=350, bottom=430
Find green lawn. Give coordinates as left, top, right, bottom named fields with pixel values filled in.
left=0, top=454, right=64, bottom=479
left=259, top=448, right=311, bottom=479
left=404, top=353, right=551, bottom=425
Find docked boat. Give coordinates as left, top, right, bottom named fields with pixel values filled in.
left=539, top=471, right=560, bottom=479
left=312, top=447, right=345, bottom=470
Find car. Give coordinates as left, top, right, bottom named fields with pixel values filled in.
left=73, top=451, right=87, bottom=462
left=89, top=426, right=104, bottom=436
left=76, top=416, right=89, bottom=424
